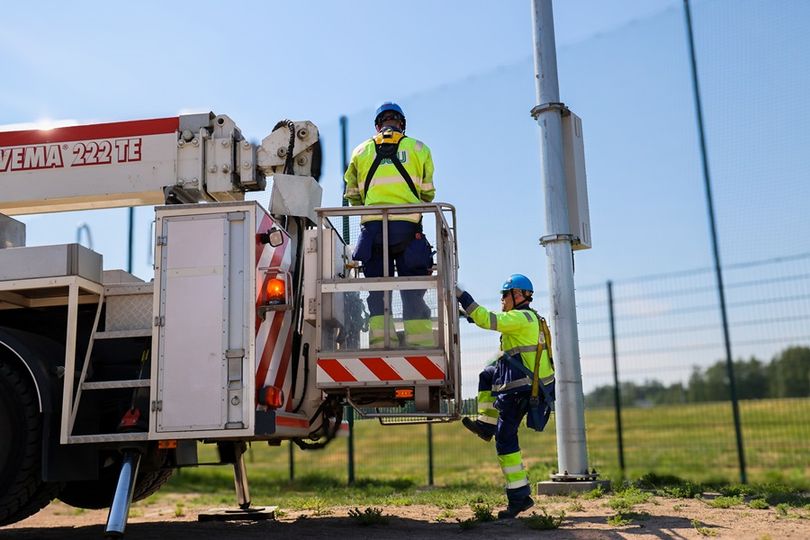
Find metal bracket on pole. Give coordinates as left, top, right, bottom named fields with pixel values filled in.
left=539, top=233, right=575, bottom=246
left=530, top=102, right=568, bottom=119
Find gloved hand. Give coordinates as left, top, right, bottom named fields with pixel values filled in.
left=458, top=309, right=474, bottom=324
left=455, top=285, right=475, bottom=312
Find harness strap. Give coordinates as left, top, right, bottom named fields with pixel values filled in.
left=363, top=133, right=419, bottom=201
left=501, top=313, right=555, bottom=408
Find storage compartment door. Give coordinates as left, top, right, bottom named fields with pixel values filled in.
left=156, top=214, right=229, bottom=432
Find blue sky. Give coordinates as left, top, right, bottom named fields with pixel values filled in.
left=2, top=0, right=684, bottom=282
left=4, top=1, right=808, bottom=395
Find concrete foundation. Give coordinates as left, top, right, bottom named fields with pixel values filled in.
left=536, top=479, right=611, bottom=496
left=198, top=506, right=277, bottom=522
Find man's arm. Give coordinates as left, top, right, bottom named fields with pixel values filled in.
left=344, top=142, right=366, bottom=206
left=419, top=144, right=435, bottom=203
left=456, top=288, right=531, bottom=334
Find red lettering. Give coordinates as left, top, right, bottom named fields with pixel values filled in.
left=128, top=138, right=141, bottom=161
left=115, top=139, right=128, bottom=161
left=0, top=149, right=10, bottom=172
left=23, top=146, right=45, bottom=169
left=0, top=144, right=63, bottom=172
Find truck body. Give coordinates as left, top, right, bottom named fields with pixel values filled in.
left=0, top=113, right=461, bottom=531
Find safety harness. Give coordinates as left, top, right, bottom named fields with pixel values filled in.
left=362, top=128, right=419, bottom=201
left=500, top=313, right=555, bottom=430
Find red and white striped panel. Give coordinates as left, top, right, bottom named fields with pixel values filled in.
left=316, top=355, right=447, bottom=386
left=253, top=207, right=297, bottom=411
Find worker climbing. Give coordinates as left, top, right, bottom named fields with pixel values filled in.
left=456, top=274, right=555, bottom=519
left=344, top=102, right=436, bottom=348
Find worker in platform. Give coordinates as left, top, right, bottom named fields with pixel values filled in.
left=344, top=102, right=436, bottom=348
left=456, top=274, right=555, bottom=519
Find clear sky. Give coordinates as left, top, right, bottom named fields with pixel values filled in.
left=2, top=0, right=683, bottom=282
left=4, top=0, right=808, bottom=396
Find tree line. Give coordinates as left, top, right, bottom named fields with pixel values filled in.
left=585, top=346, right=810, bottom=408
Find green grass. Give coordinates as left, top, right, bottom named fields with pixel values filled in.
left=585, top=398, right=810, bottom=485
left=707, top=495, right=744, bottom=509
left=348, top=507, right=388, bottom=525
left=522, top=509, right=565, bottom=530
left=149, top=397, right=809, bottom=511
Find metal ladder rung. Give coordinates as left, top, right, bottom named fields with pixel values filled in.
left=81, top=379, right=150, bottom=390
left=67, top=433, right=148, bottom=444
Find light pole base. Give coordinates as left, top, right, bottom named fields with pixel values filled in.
left=536, top=479, right=611, bottom=496
left=198, top=506, right=277, bottom=522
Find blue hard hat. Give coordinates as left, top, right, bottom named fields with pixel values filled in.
left=374, top=102, right=405, bottom=124
left=500, top=274, right=534, bottom=294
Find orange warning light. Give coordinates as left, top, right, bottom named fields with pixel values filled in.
left=265, top=277, right=286, bottom=304
left=395, top=388, right=414, bottom=399
left=260, top=386, right=284, bottom=409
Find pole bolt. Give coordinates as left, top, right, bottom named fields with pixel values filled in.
left=277, top=147, right=287, bottom=158
left=297, top=128, right=308, bottom=139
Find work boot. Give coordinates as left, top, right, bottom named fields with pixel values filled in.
left=497, top=496, right=534, bottom=519
left=462, top=417, right=493, bottom=442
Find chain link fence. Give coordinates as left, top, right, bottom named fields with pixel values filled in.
left=261, top=0, right=810, bottom=487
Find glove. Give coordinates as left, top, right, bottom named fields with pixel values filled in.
left=458, top=309, right=474, bottom=324
left=456, top=287, right=475, bottom=311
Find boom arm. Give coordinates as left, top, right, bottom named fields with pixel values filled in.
left=0, top=113, right=319, bottom=215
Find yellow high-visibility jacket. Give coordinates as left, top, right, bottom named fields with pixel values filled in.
left=344, top=133, right=435, bottom=222
left=466, top=302, right=554, bottom=393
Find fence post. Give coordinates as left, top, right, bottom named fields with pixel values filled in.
left=347, top=406, right=355, bottom=485
left=607, top=280, right=626, bottom=478
left=427, top=423, right=434, bottom=486
left=288, top=440, right=295, bottom=481
left=683, top=0, right=746, bottom=483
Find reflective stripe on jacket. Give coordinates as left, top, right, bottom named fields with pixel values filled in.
left=344, top=135, right=435, bottom=222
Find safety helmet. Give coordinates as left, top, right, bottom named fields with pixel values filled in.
left=374, top=102, right=405, bottom=126
left=500, top=274, right=534, bottom=294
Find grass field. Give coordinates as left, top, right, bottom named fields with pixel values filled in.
left=159, top=397, right=809, bottom=508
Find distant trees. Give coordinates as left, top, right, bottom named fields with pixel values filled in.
left=585, top=346, right=810, bottom=408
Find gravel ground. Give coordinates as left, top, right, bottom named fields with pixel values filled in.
left=2, top=494, right=809, bottom=539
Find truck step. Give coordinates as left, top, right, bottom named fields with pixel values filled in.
left=67, top=432, right=148, bottom=444
left=93, top=329, right=152, bottom=339
left=81, top=379, right=150, bottom=390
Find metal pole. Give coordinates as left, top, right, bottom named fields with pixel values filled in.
left=127, top=207, right=134, bottom=274
left=347, top=406, right=355, bottom=484
left=531, top=0, right=589, bottom=479
left=607, top=281, right=625, bottom=477
left=683, top=0, right=746, bottom=484
left=340, top=115, right=350, bottom=242
left=288, top=440, right=295, bottom=481
left=427, top=423, right=434, bottom=486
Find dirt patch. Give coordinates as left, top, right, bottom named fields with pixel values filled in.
left=2, top=494, right=808, bottom=539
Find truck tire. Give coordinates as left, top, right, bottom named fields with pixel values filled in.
left=0, top=358, right=60, bottom=526
left=58, top=458, right=174, bottom=510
